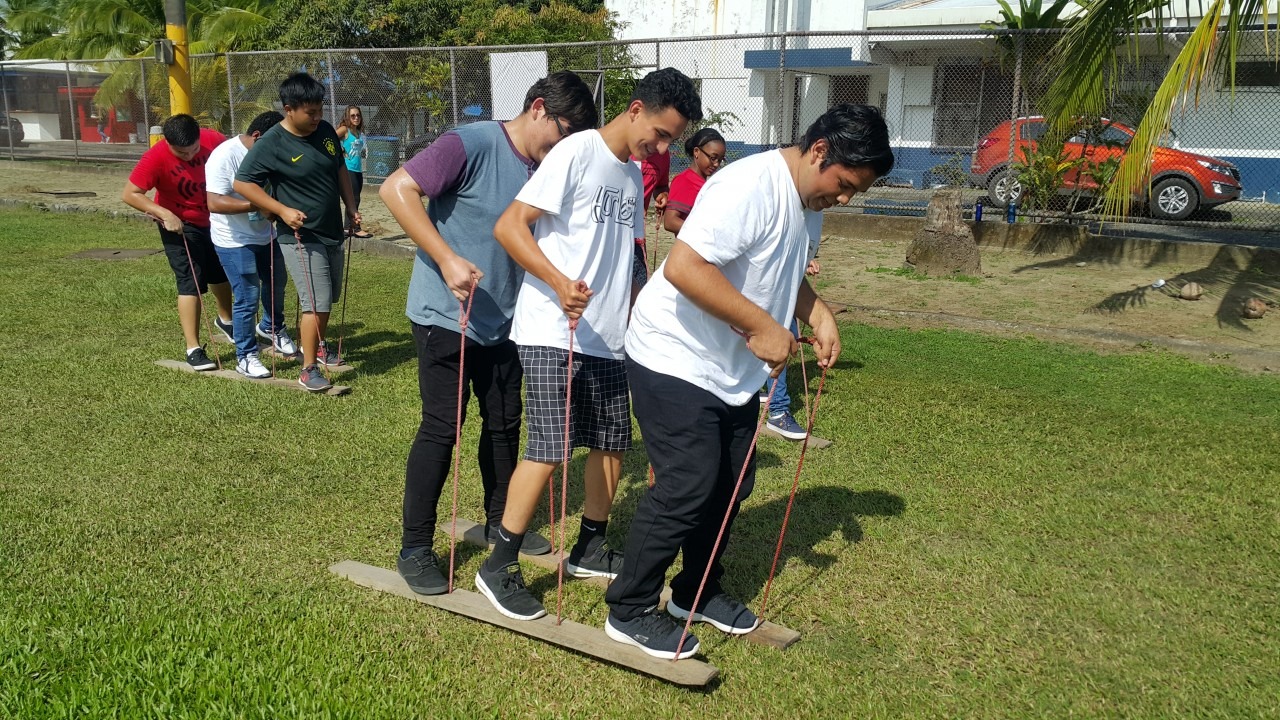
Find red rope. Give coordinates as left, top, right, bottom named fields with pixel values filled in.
left=758, top=364, right=829, bottom=619
left=447, top=280, right=477, bottom=594
left=177, top=224, right=222, bottom=370
left=335, top=231, right=354, bottom=359
left=555, top=289, right=584, bottom=626
left=267, top=224, right=277, bottom=378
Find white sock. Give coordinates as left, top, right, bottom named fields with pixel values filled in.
left=186, top=346, right=202, bottom=355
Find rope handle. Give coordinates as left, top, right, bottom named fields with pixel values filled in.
left=446, top=273, right=479, bottom=594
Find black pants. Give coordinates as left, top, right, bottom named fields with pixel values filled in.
left=605, top=357, right=759, bottom=621
left=346, top=171, right=363, bottom=230
left=402, top=323, right=523, bottom=549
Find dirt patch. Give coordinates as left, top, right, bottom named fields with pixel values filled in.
left=3, top=159, right=1277, bottom=372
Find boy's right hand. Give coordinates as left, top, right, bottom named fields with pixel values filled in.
left=155, top=210, right=183, bottom=233
left=556, top=279, right=592, bottom=321
left=280, top=207, right=306, bottom=230
left=441, top=255, right=484, bottom=302
left=748, top=321, right=799, bottom=377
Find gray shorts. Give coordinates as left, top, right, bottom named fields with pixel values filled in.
left=518, top=345, right=631, bottom=463
left=281, top=241, right=344, bottom=313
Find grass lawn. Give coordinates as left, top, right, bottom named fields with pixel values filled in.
left=1, top=206, right=1278, bottom=718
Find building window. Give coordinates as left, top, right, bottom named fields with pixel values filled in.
left=933, top=62, right=1014, bottom=148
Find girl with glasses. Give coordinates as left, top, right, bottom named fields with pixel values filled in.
left=662, top=127, right=726, bottom=235
left=337, top=105, right=372, bottom=238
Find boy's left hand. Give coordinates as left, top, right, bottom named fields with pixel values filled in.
left=654, top=192, right=668, bottom=213
left=348, top=210, right=362, bottom=228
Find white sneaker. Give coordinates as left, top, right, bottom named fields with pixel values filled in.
left=257, top=325, right=298, bottom=356
left=236, top=353, right=271, bottom=379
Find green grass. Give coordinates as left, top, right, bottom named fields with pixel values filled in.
left=867, top=265, right=983, bottom=284
left=2, top=207, right=1279, bottom=718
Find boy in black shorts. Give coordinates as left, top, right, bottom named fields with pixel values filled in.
left=234, top=73, right=361, bottom=392
left=474, top=69, right=702, bottom=622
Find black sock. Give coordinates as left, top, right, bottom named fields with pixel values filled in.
left=484, top=524, right=524, bottom=572
left=575, top=517, right=608, bottom=553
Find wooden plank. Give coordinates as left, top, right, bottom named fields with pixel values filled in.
left=255, top=344, right=355, bottom=374
left=441, top=517, right=800, bottom=650
left=329, top=560, right=718, bottom=687
left=154, top=359, right=352, bottom=396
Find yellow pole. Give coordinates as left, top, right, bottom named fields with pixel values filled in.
left=164, top=0, right=191, bottom=116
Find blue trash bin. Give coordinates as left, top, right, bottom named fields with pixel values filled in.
left=365, top=135, right=400, bottom=184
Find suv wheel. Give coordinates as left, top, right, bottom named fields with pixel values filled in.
left=986, top=169, right=1024, bottom=208
left=1150, top=177, right=1198, bottom=221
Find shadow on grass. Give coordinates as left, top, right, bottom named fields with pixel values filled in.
left=333, top=325, right=416, bottom=376
left=726, top=486, right=905, bottom=611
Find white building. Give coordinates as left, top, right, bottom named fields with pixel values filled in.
left=606, top=0, right=1280, bottom=201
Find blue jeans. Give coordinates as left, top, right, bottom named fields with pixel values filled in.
left=214, top=243, right=287, bottom=359
left=766, top=319, right=800, bottom=416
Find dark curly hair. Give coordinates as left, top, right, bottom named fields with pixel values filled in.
left=800, top=104, right=894, bottom=177
left=684, top=127, right=725, bottom=157
left=630, top=68, right=703, bottom=124
left=246, top=110, right=283, bottom=137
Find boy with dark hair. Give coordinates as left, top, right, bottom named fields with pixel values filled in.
left=206, top=110, right=294, bottom=379
left=122, top=113, right=232, bottom=370
left=475, top=67, right=702, bottom=622
left=604, top=104, right=893, bottom=659
left=379, top=71, right=599, bottom=596
left=233, top=73, right=361, bottom=392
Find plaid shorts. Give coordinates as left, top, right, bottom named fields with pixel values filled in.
left=518, top=345, right=631, bottom=462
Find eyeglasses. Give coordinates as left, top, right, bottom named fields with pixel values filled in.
left=551, top=115, right=570, bottom=138
left=695, top=147, right=725, bottom=165
left=348, top=113, right=362, bottom=119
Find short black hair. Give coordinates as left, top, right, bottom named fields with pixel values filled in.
left=278, top=72, right=326, bottom=109
left=684, top=127, right=725, bottom=157
left=631, top=68, right=703, bottom=124
left=524, top=71, right=598, bottom=131
left=800, top=104, right=894, bottom=177
left=246, top=110, right=284, bottom=137
left=161, top=114, right=200, bottom=147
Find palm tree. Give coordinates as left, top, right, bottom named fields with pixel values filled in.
left=1040, top=0, right=1277, bottom=218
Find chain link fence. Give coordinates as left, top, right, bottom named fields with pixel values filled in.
left=2, top=29, right=1277, bottom=229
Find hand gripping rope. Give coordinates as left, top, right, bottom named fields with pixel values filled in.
left=554, top=280, right=588, bottom=625
left=171, top=219, right=223, bottom=370
left=673, top=333, right=830, bottom=660
left=446, top=277, right=478, bottom=594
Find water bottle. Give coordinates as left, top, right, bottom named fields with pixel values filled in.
left=1006, top=201, right=1017, bottom=224
left=974, top=201, right=983, bottom=222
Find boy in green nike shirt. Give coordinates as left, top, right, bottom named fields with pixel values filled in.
left=234, top=72, right=360, bottom=392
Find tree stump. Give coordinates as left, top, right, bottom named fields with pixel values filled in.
left=905, top=189, right=982, bottom=277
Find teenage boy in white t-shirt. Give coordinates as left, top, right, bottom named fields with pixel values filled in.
left=475, top=68, right=703, bottom=622
left=206, top=111, right=297, bottom=378
left=604, top=104, right=895, bottom=660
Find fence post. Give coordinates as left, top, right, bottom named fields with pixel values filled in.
left=327, top=51, right=338, bottom=126
left=1, top=63, right=14, bottom=161
left=140, top=60, right=151, bottom=141
left=596, top=45, right=604, bottom=129
left=65, top=61, right=80, bottom=163
left=1006, top=34, right=1023, bottom=188
left=225, top=53, right=236, bottom=134
left=777, top=32, right=788, bottom=147
left=449, top=49, right=459, bottom=127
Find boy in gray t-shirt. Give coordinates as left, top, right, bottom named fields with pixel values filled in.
left=379, top=72, right=598, bottom=596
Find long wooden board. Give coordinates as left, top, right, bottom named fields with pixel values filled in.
left=154, top=359, right=352, bottom=396
left=440, top=517, right=800, bottom=650
left=329, top=560, right=718, bottom=687
left=256, top=342, right=356, bottom=374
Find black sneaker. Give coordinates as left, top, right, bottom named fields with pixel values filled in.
left=667, top=593, right=760, bottom=635
left=214, top=316, right=235, bottom=344
left=475, top=561, right=546, bottom=621
left=186, top=346, right=216, bottom=371
left=484, top=524, right=552, bottom=556
left=605, top=607, right=701, bottom=660
left=566, top=541, right=623, bottom=579
left=396, top=547, right=447, bottom=596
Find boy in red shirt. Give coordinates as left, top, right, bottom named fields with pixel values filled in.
left=122, top=114, right=233, bottom=370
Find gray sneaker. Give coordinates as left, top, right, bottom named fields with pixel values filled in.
left=484, top=523, right=552, bottom=556
left=475, top=561, right=545, bottom=621
left=298, top=364, right=332, bottom=392
left=605, top=607, right=701, bottom=660
left=566, top=540, right=623, bottom=579
left=667, top=593, right=760, bottom=635
left=397, top=547, right=448, bottom=595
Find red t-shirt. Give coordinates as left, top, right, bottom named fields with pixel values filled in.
left=666, top=167, right=706, bottom=217
left=128, top=128, right=226, bottom=228
left=633, top=149, right=670, bottom=211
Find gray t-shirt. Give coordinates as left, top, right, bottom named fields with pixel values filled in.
left=403, top=121, right=535, bottom=345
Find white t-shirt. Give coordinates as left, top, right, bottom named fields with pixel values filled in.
left=510, top=130, right=643, bottom=359
left=207, top=136, right=271, bottom=248
left=625, top=150, right=823, bottom=405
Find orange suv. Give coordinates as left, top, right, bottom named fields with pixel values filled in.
left=970, top=116, right=1242, bottom=220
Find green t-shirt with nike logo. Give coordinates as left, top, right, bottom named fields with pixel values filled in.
left=235, top=120, right=347, bottom=246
